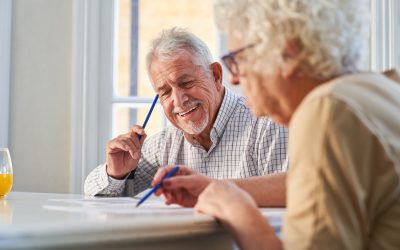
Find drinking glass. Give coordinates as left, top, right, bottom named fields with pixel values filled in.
left=0, top=148, right=13, bottom=197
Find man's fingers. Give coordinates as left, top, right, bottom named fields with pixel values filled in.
left=127, top=134, right=141, bottom=149
left=108, top=138, right=132, bottom=152
left=139, top=133, right=147, bottom=144
left=129, top=125, right=145, bottom=135
left=129, top=126, right=147, bottom=144
left=110, top=137, right=142, bottom=157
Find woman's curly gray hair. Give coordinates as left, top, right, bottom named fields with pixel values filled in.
left=214, top=0, right=369, bottom=79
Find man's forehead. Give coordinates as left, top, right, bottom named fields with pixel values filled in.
left=151, top=59, right=203, bottom=84
left=153, top=64, right=197, bottom=82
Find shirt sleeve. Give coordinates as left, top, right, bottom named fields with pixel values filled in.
left=257, top=118, right=289, bottom=175
left=283, top=95, right=374, bottom=250
left=83, top=164, right=126, bottom=196
left=123, top=130, right=164, bottom=196
left=83, top=131, right=164, bottom=197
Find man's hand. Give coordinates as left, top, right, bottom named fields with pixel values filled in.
left=152, top=165, right=212, bottom=207
left=106, top=125, right=147, bottom=179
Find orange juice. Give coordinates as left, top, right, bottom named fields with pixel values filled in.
left=0, top=173, right=13, bottom=196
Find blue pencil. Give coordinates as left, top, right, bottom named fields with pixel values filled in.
left=135, top=165, right=180, bottom=207
left=138, top=94, right=159, bottom=140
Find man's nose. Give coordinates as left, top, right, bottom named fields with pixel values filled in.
left=229, top=74, right=240, bottom=85
left=172, top=89, right=189, bottom=107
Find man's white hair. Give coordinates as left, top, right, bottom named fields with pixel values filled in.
left=146, top=27, right=214, bottom=77
left=214, top=0, right=369, bottom=79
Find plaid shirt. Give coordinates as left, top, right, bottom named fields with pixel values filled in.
left=84, top=88, right=289, bottom=196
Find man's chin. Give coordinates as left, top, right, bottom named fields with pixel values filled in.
left=178, top=120, right=209, bottom=135
left=181, top=127, right=206, bottom=135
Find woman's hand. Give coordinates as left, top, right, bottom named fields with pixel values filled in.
left=152, top=165, right=212, bottom=207
left=194, top=180, right=257, bottom=220
left=195, top=180, right=282, bottom=250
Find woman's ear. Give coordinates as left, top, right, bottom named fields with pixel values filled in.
left=281, top=38, right=301, bottom=79
left=282, top=59, right=299, bottom=79
left=211, top=62, right=223, bottom=90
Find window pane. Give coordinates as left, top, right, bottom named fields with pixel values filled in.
left=115, top=0, right=216, bottom=98
left=112, top=104, right=167, bottom=138
left=116, top=0, right=133, bottom=97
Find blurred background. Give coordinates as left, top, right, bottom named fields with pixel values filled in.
left=0, top=0, right=399, bottom=194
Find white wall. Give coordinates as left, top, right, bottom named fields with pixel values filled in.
left=9, top=0, right=73, bottom=193
left=0, top=0, right=12, bottom=148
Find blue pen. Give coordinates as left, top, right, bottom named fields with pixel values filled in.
left=135, top=165, right=180, bottom=207
left=138, top=95, right=159, bottom=140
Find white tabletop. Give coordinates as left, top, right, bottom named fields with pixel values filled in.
left=0, top=192, right=284, bottom=250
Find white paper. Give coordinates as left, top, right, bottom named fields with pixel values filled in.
left=42, top=197, right=285, bottom=227
left=260, top=208, right=285, bottom=231
left=43, top=196, right=193, bottom=215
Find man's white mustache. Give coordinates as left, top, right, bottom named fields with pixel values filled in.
left=173, top=100, right=202, bottom=114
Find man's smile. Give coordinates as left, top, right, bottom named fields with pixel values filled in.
left=178, top=105, right=199, bottom=117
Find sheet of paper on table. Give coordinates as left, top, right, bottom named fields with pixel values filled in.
left=43, top=196, right=194, bottom=215
left=42, top=194, right=285, bottom=229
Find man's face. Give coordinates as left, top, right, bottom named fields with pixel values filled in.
left=227, top=36, right=291, bottom=125
left=149, top=50, right=223, bottom=135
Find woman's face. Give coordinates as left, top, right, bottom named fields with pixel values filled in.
left=227, top=35, right=292, bottom=126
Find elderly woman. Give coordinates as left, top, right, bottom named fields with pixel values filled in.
left=153, top=0, right=400, bottom=249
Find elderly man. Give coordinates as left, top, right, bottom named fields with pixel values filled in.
left=154, top=1, right=400, bottom=249
left=84, top=28, right=288, bottom=206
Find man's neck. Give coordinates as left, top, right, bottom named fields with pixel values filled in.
left=184, top=132, right=213, bottom=151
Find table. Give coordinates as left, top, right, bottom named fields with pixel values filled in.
left=0, top=192, right=284, bottom=250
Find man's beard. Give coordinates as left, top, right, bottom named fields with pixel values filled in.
left=180, top=109, right=209, bottom=135
left=173, top=100, right=209, bottom=135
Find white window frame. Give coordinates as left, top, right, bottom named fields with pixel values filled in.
left=71, top=0, right=116, bottom=193
left=71, top=0, right=163, bottom=193
left=0, top=0, right=12, bottom=148
left=370, top=0, right=400, bottom=71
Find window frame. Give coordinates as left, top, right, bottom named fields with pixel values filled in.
left=70, top=0, right=165, bottom=193
left=370, top=0, right=400, bottom=70
left=71, top=0, right=116, bottom=193
left=112, top=0, right=167, bottom=138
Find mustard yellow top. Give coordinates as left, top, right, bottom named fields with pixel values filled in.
left=283, top=71, right=400, bottom=250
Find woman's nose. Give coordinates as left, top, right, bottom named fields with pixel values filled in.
left=229, top=74, right=240, bottom=85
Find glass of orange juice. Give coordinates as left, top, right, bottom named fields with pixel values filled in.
left=0, top=148, right=13, bottom=197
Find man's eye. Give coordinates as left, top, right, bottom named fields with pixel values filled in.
left=181, top=81, right=193, bottom=87
left=160, top=90, right=171, bottom=97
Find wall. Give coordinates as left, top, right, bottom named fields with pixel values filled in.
left=9, top=0, right=73, bottom=193
left=0, top=0, right=12, bottom=148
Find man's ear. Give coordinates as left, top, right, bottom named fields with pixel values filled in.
left=281, top=38, right=301, bottom=79
left=210, top=62, right=223, bottom=90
